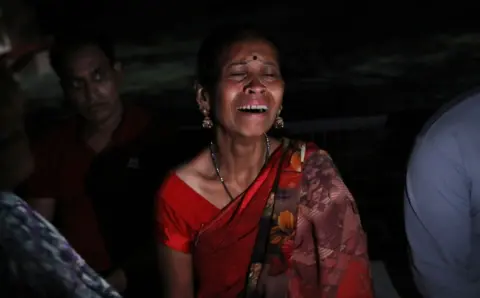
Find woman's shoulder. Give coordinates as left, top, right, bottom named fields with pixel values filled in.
left=171, top=148, right=211, bottom=185
left=156, top=170, right=192, bottom=204
left=283, top=138, right=338, bottom=173
left=287, top=139, right=343, bottom=184
left=286, top=139, right=329, bottom=158
left=157, top=149, right=211, bottom=205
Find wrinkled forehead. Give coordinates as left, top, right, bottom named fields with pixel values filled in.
left=64, top=45, right=111, bottom=78
left=221, top=39, right=279, bottom=67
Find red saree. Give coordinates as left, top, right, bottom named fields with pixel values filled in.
left=156, top=140, right=373, bottom=298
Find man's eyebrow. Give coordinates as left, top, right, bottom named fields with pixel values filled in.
left=90, top=66, right=105, bottom=75
left=63, top=66, right=104, bottom=81
left=64, top=75, right=80, bottom=82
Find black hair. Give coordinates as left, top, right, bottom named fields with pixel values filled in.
left=49, top=31, right=115, bottom=78
left=196, top=23, right=282, bottom=94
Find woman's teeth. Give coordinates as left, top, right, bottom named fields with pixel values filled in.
left=237, top=105, right=269, bottom=113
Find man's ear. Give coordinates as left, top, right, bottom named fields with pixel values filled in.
left=113, top=61, right=123, bottom=82
left=113, top=61, right=122, bottom=72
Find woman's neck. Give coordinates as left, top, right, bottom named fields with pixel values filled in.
left=214, top=130, right=267, bottom=187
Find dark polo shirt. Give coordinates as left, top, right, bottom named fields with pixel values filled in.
left=21, top=105, right=168, bottom=295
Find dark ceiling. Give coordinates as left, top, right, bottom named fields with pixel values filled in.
left=18, top=0, right=480, bottom=122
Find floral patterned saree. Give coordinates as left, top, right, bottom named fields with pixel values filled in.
left=193, top=139, right=373, bottom=298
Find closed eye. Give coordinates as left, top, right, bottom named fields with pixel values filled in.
left=263, top=73, right=281, bottom=80
left=229, top=73, right=247, bottom=81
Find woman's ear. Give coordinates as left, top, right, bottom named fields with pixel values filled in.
left=195, top=82, right=211, bottom=113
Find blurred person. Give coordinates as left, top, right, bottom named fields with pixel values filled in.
left=0, top=0, right=43, bottom=51
left=20, top=31, right=166, bottom=297
left=0, top=0, right=52, bottom=64
left=405, top=89, right=480, bottom=297
left=156, top=25, right=373, bottom=298
left=0, top=64, right=121, bottom=298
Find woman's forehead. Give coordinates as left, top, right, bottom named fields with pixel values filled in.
left=221, top=39, right=278, bottom=65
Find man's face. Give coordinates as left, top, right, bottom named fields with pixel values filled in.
left=60, top=45, right=122, bottom=125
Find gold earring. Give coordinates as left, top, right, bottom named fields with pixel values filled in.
left=274, top=107, right=284, bottom=129
left=274, top=115, right=284, bottom=129
left=201, top=109, right=213, bottom=129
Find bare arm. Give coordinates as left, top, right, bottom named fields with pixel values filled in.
left=157, top=244, right=194, bottom=298
left=27, top=197, right=55, bottom=221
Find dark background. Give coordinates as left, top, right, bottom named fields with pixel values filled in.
left=11, top=1, right=480, bottom=296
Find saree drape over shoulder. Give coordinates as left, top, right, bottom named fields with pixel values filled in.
left=156, top=140, right=373, bottom=298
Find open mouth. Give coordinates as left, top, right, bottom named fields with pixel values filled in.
left=236, top=104, right=269, bottom=114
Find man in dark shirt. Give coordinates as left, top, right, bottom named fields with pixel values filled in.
left=21, top=32, right=166, bottom=297
left=0, top=60, right=120, bottom=298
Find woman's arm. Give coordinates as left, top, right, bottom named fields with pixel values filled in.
left=156, top=188, right=196, bottom=298
left=157, top=244, right=194, bottom=298
left=293, top=150, right=373, bottom=298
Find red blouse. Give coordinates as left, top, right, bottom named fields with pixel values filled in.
left=156, top=173, right=220, bottom=253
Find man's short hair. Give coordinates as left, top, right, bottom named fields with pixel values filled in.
left=49, top=31, right=115, bottom=77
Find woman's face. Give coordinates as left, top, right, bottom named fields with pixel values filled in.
left=205, top=39, right=284, bottom=138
